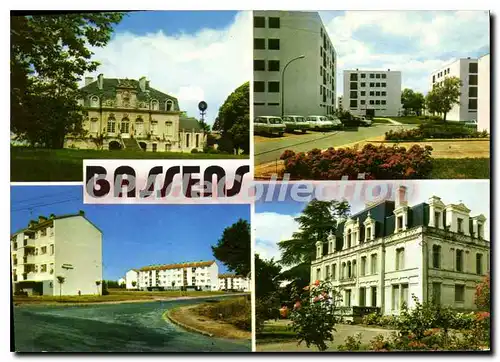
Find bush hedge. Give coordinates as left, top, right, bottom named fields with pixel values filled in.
left=385, top=122, right=489, bottom=141
left=280, top=144, right=433, bottom=180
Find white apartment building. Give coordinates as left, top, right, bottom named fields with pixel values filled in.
left=337, top=96, right=343, bottom=111
left=343, top=69, right=402, bottom=117
left=311, top=186, right=489, bottom=315
left=253, top=11, right=336, bottom=117
left=126, top=260, right=219, bottom=291
left=218, top=273, right=251, bottom=292
left=477, top=54, right=490, bottom=132
left=429, top=58, right=478, bottom=121
left=125, top=269, right=139, bottom=289
left=11, top=211, right=103, bottom=296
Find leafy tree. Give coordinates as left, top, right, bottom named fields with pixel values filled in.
left=132, top=281, right=137, bottom=288
left=102, top=280, right=109, bottom=295
left=401, top=88, right=425, bottom=116
left=278, top=199, right=350, bottom=267
left=11, top=12, right=125, bottom=148
left=255, top=254, right=283, bottom=332
left=56, top=275, right=66, bottom=297
left=212, top=219, right=251, bottom=276
left=425, top=76, right=462, bottom=122
left=213, top=82, right=249, bottom=154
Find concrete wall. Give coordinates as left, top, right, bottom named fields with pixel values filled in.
left=477, top=54, right=490, bottom=132
left=126, top=270, right=138, bottom=289
left=53, top=216, right=102, bottom=296
left=253, top=11, right=336, bottom=117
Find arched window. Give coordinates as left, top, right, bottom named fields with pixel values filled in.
left=135, top=117, right=144, bottom=135
left=90, top=95, right=99, bottom=108
left=107, top=116, right=116, bottom=133
left=151, top=100, right=159, bottom=111
left=121, top=117, right=130, bottom=134
left=347, top=261, right=352, bottom=278
left=166, top=100, right=174, bottom=111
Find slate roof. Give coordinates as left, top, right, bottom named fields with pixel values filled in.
left=79, top=78, right=180, bottom=111
left=179, top=117, right=202, bottom=131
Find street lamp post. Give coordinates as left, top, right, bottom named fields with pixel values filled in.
left=281, top=55, right=305, bottom=117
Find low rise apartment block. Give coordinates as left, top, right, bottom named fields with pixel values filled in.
left=11, top=211, right=103, bottom=296
left=218, top=273, right=251, bottom=292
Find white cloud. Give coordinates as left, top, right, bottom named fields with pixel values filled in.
left=321, top=11, right=489, bottom=95
left=82, top=11, right=251, bottom=125
left=254, top=212, right=300, bottom=261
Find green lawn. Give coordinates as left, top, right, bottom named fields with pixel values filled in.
left=257, top=322, right=296, bottom=344
left=388, top=116, right=428, bottom=124
left=372, top=118, right=392, bottom=124
left=430, top=158, right=490, bottom=179
left=11, top=147, right=248, bottom=182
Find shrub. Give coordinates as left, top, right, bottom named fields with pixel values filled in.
left=191, top=148, right=199, bottom=153
left=385, top=121, right=489, bottom=141
left=198, top=297, right=251, bottom=331
left=289, top=279, right=343, bottom=351
left=280, top=144, right=433, bottom=180
left=362, top=312, right=381, bottom=325
left=475, top=273, right=490, bottom=311
left=337, top=333, right=363, bottom=351
left=379, top=315, right=398, bottom=327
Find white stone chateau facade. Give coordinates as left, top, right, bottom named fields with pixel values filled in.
left=65, top=74, right=205, bottom=152
left=311, top=186, right=489, bottom=315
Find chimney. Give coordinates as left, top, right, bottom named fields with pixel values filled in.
left=139, top=76, right=147, bottom=92
left=97, top=74, right=104, bottom=90
left=85, top=77, right=94, bottom=86
left=79, top=210, right=85, bottom=216
left=38, top=216, right=47, bottom=223
left=395, top=186, right=408, bottom=207
left=49, top=213, right=56, bottom=219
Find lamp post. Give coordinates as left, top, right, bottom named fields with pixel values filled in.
left=281, top=55, right=305, bottom=117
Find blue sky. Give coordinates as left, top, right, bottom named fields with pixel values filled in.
left=11, top=186, right=250, bottom=280
left=84, top=10, right=251, bottom=125
left=317, top=11, right=490, bottom=96
left=254, top=181, right=490, bottom=262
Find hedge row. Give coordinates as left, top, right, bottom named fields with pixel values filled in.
left=386, top=122, right=489, bottom=141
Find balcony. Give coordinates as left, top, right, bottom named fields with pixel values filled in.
left=338, top=277, right=356, bottom=285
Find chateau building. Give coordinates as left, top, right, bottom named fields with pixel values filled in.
left=126, top=260, right=219, bottom=291
left=11, top=211, right=102, bottom=296
left=311, top=186, right=489, bottom=315
left=218, top=273, right=251, bottom=292
left=66, top=74, right=205, bottom=152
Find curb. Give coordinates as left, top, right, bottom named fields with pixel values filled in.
left=163, top=308, right=215, bottom=337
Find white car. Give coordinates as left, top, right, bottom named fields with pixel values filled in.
left=282, top=115, right=310, bottom=133
left=358, top=117, right=372, bottom=127
left=306, top=115, right=335, bottom=130
left=254, top=116, right=286, bottom=136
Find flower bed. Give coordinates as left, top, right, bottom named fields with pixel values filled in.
left=385, top=122, right=489, bottom=141
left=280, top=144, right=433, bottom=180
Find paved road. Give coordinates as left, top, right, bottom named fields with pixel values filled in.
left=254, top=124, right=415, bottom=165
left=13, top=297, right=251, bottom=352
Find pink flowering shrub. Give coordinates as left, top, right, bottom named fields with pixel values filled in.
left=288, top=279, right=342, bottom=351
left=280, top=144, right=433, bottom=180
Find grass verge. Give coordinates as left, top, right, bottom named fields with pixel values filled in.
left=430, top=158, right=490, bottom=179
left=11, top=147, right=248, bottom=182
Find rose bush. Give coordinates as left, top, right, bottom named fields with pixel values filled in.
left=385, top=122, right=489, bottom=141
left=280, top=144, right=433, bottom=180
left=288, top=279, right=342, bottom=351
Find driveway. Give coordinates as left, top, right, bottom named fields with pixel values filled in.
left=257, top=322, right=395, bottom=352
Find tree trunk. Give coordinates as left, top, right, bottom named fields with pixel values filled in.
left=443, top=112, right=447, bottom=122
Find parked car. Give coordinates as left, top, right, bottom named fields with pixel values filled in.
left=254, top=116, right=286, bottom=136
left=306, top=115, right=335, bottom=130
left=462, top=119, right=478, bottom=129
left=358, top=116, right=372, bottom=127
left=326, top=115, right=344, bottom=129
left=282, top=115, right=310, bottom=133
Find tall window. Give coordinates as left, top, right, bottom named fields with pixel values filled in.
left=457, top=218, right=464, bottom=233
left=432, top=245, right=441, bottom=268
left=361, top=256, right=366, bottom=276
left=121, top=117, right=130, bottom=133
left=347, top=261, right=352, bottom=278
left=401, top=284, right=409, bottom=308
left=107, top=116, right=116, bottom=133
left=359, top=287, right=366, bottom=307
left=347, top=231, right=352, bottom=248
left=151, top=121, right=158, bottom=135
left=166, top=100, right=174, bottom=111
left=476, top=253, right=483, bottom=275
left=316, top=268, right=321, bottom=281
left=434, top=212, right=441, bottom=228
left=370, top=254, right=377, bottom=274
left=456, top=249, right=464, bottom=272
left=396, top=248, right=405, bottom=270
left=195, top=134, right=200, bottom=148
left=366, top=227, right=371, bottom=240
left=165, top=121, right=173, bottom=136
left=455, top=285, right=465, bottom=302
left=371, top=287, right=377, bottom=307
left=186, top=134, right=190, bottom=148
left=432, top=283, right=441, bottom=305
left=392, top=285, right=399, bottom=310
left=332, top=264, right=336, bottom=280
left=397, top=216, right=403, bottom=231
